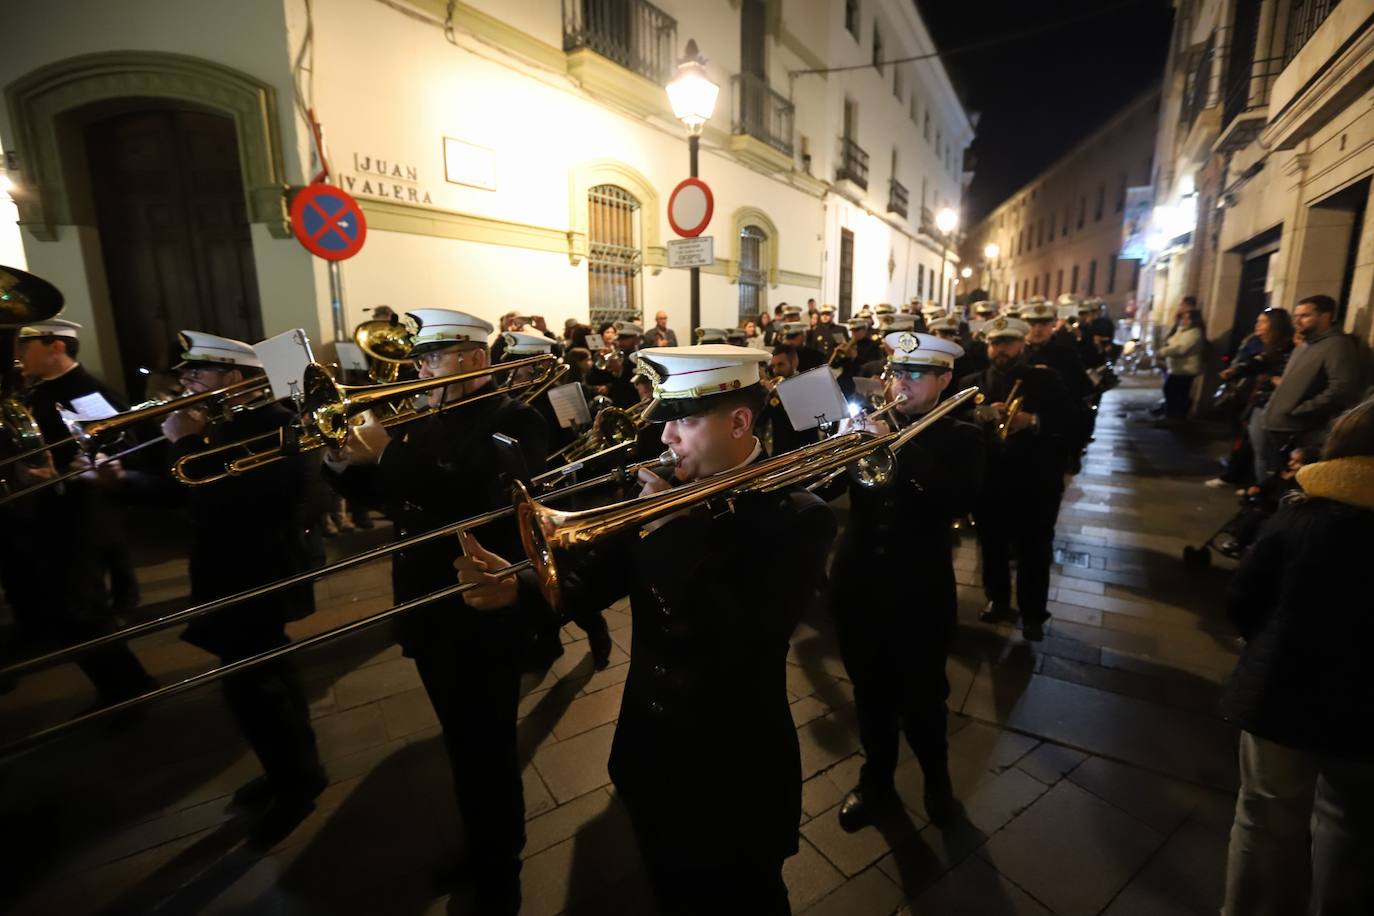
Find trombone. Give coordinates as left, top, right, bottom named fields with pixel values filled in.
left=0, top=447, right=677, bottom=756
left=171, top=354, right=557, bottom=485
left=593, top=348, right=623, bottom=371
left=549, top=396, right=650, bottom=464
left=516, top=386, right=980, bottom=609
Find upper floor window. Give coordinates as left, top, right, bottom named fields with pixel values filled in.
left=845, top=0, right=860, bottom=40
left=872, top=26, right=883, bottom=71
left=893, top=66, right=903, bottom=101
left=923, top=110, right=931, bottom=142
left=1094, top=183, right=1105, bottom=222
left=910, top=95, right=918, bottom=124
left=1077, top=196, right=1086, bottom=229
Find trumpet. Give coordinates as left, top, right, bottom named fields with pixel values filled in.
left=0, top=265, right=65, bottom=496
left=827, top=336, right=861, bottom=367
left=999, top=379, right=1024, bottom=442
left=171, top=354, right=557, bottom=485
left=516, top=386, right=980, bottom=609
left=0, top=447, right=678, bottom=756
left=593, top=348, right=624, bottom=371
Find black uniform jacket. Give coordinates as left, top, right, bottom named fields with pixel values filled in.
left=958, top=361, right=1074, bottom=494
left=826, top=414, right=984, bottom=641
left=807, top=323, right=848, bottom=359
left=325, top=387, right=548, bottom=656
left=169, top=404, right=321, bottom=659
left=541, top=455, right=837, bottom=859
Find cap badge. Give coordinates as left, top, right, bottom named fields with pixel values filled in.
left=896, top=332, right=918, bottom=353
left=992, top=318, right=1007, bottom=330
left=403, top=314, right=422, bottom=335
left=635, top=356, right=664, bottom=394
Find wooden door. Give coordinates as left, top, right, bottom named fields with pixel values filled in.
left=85, top=109, right=263, bottom=398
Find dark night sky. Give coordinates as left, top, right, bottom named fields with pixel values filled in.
left=917, top=0, right=1175, bottom=224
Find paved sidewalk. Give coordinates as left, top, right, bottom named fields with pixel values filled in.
left=0, top=375, right=1246, bottom=915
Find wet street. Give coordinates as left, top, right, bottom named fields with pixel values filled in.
left=1, top=375, right=1248, bottom=916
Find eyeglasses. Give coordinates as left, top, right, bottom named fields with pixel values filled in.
left=889, top=367, right=946, bottom=381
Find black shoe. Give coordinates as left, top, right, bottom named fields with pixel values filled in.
left=525, top=634, right=565, bottom=672
left=1022, top=618, right=1046, bottom=642
left=587, top=627, right=612, bottom=671
left=229, top=776, right=276, bottom=811
left=247, top=790, right=317, bottom=849
left=922, top=774, right=959, bottom=827
left=978, top=602, right=1016, bottom=624
left=837, top=784, right=896, bottom=833
left=471, top=870, right=521, bottom=916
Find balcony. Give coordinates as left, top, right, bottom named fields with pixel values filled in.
left=1284, top=0, right=1342, bottom=66
left=1215, top=56, right=1283, bottom=153
left=562, top=0, right=677, bottom=85
left=729, top=73, right=795, bottom=172
left=836, top=136, right=869, bottom=190
left=919, top=206, right=935, bottom=237
left=1179, top=34, right=1217, bottom=133
left=887, top=179, right=909, bottom=218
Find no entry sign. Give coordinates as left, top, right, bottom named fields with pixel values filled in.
left=290, top=184, right=367, bottom=260
left=668, top=178, right=713, bottom=238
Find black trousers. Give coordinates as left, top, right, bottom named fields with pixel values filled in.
left=1164, top=373, right=1196, bottom=419
left=222, top=658, right=321, bottom=791
left=631, top=815, right=790, bottom=916
left=412, top=613, right=525, bottom=879
left=833, top=610, right=951, bottom=791
left=976, top=489, right=1062, bottom=623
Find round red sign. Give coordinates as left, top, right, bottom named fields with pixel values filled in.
left=290, top=183, right=368, bottom=261
left=667, top=178, right=714, bottom=238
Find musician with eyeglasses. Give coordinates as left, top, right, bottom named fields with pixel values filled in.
left=159, top=331, right=325, bottom=844
left=1, top=317, right=156, bottom=708
left=820, top=332, right=984, bottom=832
left=957, top=317, right=1075, bottom=641
left=456, top=345, right=837, bottom=915
left=321, top=308, right=547, bottom=912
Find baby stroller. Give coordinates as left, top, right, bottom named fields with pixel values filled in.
left=1182, top=472, right=1302, bottom=567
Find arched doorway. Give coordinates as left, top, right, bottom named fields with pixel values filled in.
left=85, top=106, right=263, bottom=396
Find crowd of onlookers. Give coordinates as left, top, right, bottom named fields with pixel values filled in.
left=1152, top=292, right=1374, bottom=914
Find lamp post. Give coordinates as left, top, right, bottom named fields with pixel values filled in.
left=935, top=207, right=958, bottom=311
left=667, top=39, right=720, bottom=332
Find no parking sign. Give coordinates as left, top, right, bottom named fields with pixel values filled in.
left=290, top=183, right=367, bottom=261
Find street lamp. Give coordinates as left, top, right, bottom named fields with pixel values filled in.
left=935, top=207, right=958, bottom=310
left=667, top=39, right=719, bottom=331
left=983, top=242, right=1000, bottom=260
left=960, top=266, right=973, bottom=279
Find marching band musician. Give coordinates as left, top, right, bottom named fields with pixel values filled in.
left=2, top=317, right=156, bottom=707
left=823, top=332, right=984, bottom=831
left=457, top=345, right=837, bottom=914
left=760, top=345, right=807, bottom=457
left=321, top=308, right=552, bottom=912
left=1022, top=300, right=1093, bottom=472
left=806, top=303, right=848, bottom=359
left=832, top=317, right=882, bottom=395
left=777, top=320, right=825, bottom=371
left=159, top=332, right=326, bottom=843
left=957, top=317, right=1075, bottom=641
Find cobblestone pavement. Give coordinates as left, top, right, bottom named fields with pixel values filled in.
left=0, top=375, right=1247, bottom=915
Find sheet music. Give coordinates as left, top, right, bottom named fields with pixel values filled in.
left=546, top=381, right=591, bottom=429
left=777, top=366, right=848, bottom=431
left=253, top=329, right=315, bottom=401
left=334, top=341, right=369, bottom=372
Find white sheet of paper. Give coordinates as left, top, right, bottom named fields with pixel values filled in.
left=253, top=329, right=315, bottom=401
left=777, top=366, right=848, bottom=431
left=65, top=392, right=119, bottom=422
left=546, top=381, right=591, bottom=429
left=851, top=376, right=885, bottom=399
left=334, top=341, right=370, bottom=372
left=585, top=334, right=605, bottom=351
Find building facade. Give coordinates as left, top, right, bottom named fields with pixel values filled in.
left=0, top=0, right=972, bottom=397
left=1145, top=0, right=1374, bottom=358
left=961, top=87, right=1161, bottom=315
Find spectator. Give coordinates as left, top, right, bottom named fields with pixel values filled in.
left=1209, top=307, right=1296, bottom=489
left=1221, top=398, right=1374, bottom=915
left=651, top=310, right=678, bottom=347
left=1249, top=294, right=1361, bottom=480
left=742, top=319, right=762, bottom=349
left=1155, top=307, right=1204, bottom=420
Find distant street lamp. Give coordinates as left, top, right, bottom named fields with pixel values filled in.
left=960, top=266, right=973, bottom=279
left=983, top=242, right=1000, bottom=260
left=667, top=39, right=720, bottom=331
left=935, top=207, right=958, bottom=309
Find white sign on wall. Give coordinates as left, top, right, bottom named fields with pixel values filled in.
left=443, top=137, right=497, bottom=191
left=666, top=236, right=714, bottom=268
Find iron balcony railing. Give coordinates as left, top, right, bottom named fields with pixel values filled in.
left=731, top=73, right=795, bottom=156
left=920, top=206, right=935, bottom=236
left=1180, top=33, right=1217, bottom=131
left=1284, top=0, right=1341, bottom=65
left=562, top=0, right=677, bottom=85
left=1222, top=55, right=1285, bottom=126
left=837, top=136, right=869, bottom=190
left=888, top=179, right=909, bottom=218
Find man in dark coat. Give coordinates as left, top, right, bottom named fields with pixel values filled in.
left=806, top=304, right=848, bottom=360
left=459, top=344, right=836, bottom=915
left=823, top=331, right=984, bottom=831
left=5, top=318, right=155, bottom=706
left=1022, top=301, right=1093, bottom=467
left=958, top=317, right=1075, bottom=641
left=160, top=331, right=325, bottom=845
left=324, top=308, right=550, bottom=913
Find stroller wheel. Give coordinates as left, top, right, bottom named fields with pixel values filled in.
left=1182, top=545, right=1212, bottom=568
